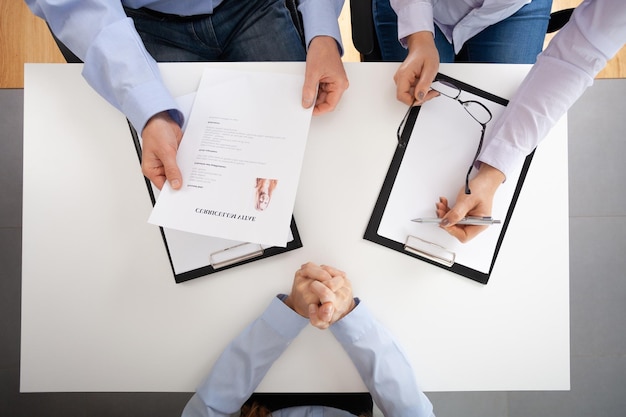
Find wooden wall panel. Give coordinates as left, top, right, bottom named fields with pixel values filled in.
left=0, top=1, right=64, bottom=88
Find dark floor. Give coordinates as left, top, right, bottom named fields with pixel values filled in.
left=2, top=80, right=626, bottom=416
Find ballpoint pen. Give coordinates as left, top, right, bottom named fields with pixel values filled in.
left=411, top=216, right=501, bottom=226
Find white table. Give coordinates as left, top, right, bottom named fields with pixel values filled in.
left=21, top=62, right=569, bottom=393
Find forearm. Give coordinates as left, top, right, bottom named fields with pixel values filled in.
left=82, top=27, right=182, bottom=134
left=330, top=302, right=434, bottom=417
left=185, top=296, right=308, bottom=416
left=478, top=42, right=593, bottom=176
left=479, top=0, right=626, bottom=177
left=26, top=0, right=181, bottom=133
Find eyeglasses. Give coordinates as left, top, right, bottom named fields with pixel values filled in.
left=397, top=79, right=493, bottom=194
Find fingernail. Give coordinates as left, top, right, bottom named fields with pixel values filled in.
left=171, top=179, right=181, bottom=189
left=417, top=91, right=425, bottom=101
left=440, top=219, right=450, bottom=227
left=308, top=304, right=317, bottom=316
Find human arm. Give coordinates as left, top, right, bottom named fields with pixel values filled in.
left=181, top=296, right=309, bottom=417
left=24, top=0, right=185, bottom=189
left=439, top=0, right=626, bottom=241
left=389, top=0, right=438, bottom=105
left=393, top=31, right=440, bottom=105
left=330, top=302, right=435, bottom=417
left=479, top=0, right=626, bottom=178
left=436, top=164, right=505, bottom=243
left=182, top=262, right=355, bottom=416
left=297, top=0, right=349, bottom=115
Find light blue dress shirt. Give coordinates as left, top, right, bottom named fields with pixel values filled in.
left=25, top=0, right=344, bottom=134
left=181, top=296, right=435, bottom=417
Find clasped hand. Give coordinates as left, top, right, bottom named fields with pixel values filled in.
left=284, top=262, right=356, bottom=330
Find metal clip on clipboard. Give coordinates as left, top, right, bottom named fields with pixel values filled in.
left=210, top=242, right=264, bottom=269
left=404, top=235, right=456, bottom=267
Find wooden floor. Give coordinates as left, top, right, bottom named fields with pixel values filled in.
left=1, top=0, right=624, bottom=88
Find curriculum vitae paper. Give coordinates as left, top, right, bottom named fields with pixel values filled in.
left=148, top=68, right=312, bottom=247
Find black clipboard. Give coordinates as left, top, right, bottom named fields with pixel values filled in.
left=364, top=73, right=533, bottom=285
left=128, top=123, right=303, bottom=283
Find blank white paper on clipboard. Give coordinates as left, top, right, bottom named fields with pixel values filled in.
left=369, top=73, right=529, bottom=283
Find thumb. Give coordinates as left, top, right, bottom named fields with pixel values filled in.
left=441, top=199, right=473, bottom=227
left=163, top=156, right=183, bottom=190
left=302, top=73, right=318, bottom=109
left=413, top=63, right=438, bottom=104
left=319, top=302, right=334, bottom=323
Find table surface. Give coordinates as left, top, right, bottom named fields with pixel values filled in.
left=21, top=62, right=570, bottom=393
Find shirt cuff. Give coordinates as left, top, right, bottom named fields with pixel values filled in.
left=478, top=138, right=529, bottom=180
left=263, top=295, right=309, bottom=340
left=299, top=0, right=344, bottom=55
left=329, top=298, right=375, bottom=345
left=394, top=1, right=434, bottom=47
left=121, top=79, right=184, bottom=133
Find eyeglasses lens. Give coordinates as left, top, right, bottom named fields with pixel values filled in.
left=430, top=80, right=460, bottom=99
left=462, top=101, right=492, bottom=125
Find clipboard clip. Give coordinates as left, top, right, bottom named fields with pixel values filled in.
left=404, top=235, right=455, bottom=267
left=210, top=242, right=264, bottom=269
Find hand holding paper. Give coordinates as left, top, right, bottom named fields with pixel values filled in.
left=141, top=111, right=184, bottom=190
left=303, top=36, right=349, bottom=115
left=148, top=68, right=313, bottom=247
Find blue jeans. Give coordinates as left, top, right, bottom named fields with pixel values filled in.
left=373, top=0, right=552, bottom=64
left=372, top=0, right=409, bottom=61
left=124, top=0, right=306, bottom=62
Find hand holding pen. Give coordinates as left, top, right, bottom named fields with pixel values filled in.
left=427, top=192, right=496, bottom=243
left=412, top=216, right=501, bottom=226
left=432, top=165, right=506, bottom=243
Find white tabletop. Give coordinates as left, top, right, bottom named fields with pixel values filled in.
left=21, top=62, right=569, bottom=393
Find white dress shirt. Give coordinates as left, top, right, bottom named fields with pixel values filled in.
left=478, top=0, right=626, bottom=177
left=390, top=0, right=531, bottom=53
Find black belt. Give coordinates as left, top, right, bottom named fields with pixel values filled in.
left=124, top=6, right=212, bottom=22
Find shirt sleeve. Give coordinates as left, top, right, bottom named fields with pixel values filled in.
left=181, top=296, right=309, bottom=417
left=330, top=300, right=435, bottom=417
left=24, top=0, right=183, bottom=133
left=478, top=0, right=626, bottom=177
left=390, top=0, right=434, bottom=47
left=297, top=0, right=345, bottom=54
